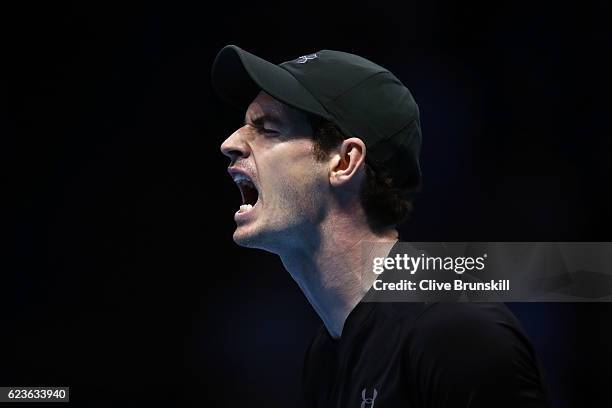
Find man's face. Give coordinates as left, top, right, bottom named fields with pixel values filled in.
left=220, top=91, right=329, bottom=252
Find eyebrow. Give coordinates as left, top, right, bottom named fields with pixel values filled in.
left=244, top=114, right=283, bottom=127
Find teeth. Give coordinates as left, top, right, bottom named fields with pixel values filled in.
left=233, top=173, right=252, bottom=184
left=239, top=204, right=253, bottom=212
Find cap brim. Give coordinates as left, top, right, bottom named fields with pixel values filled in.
left=211, top=45, right=331, bottom=119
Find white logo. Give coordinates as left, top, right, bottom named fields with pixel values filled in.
left=360, top=387, right=378, bottom=408
left=295, top=53, right=318, bottom=64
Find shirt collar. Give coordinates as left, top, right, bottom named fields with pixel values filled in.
left=335, top=239, right=406, bottom=342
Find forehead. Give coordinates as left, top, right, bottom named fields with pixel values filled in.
left=245, top=91, right=310, bottom=126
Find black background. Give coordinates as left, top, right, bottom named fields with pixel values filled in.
left=4, top=1, right=612, bottom=407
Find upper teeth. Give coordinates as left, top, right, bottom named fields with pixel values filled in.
left=233, top=173, right=252, bottom=184
left=239, top=204, right=253, bottom=212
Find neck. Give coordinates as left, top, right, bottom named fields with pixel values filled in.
left=279, top=216, right=398, bottom=340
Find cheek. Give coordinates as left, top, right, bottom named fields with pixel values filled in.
left=286, top=168, right=327, bottom=218
left=260, top=145, right=327, bottom=204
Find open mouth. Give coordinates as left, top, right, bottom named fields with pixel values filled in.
left=233, top=173, right=260, bottom=213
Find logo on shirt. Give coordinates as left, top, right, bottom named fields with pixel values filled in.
left=295, top=53, right=318, bottom=64
left=360, top=387, right=378, bottom=408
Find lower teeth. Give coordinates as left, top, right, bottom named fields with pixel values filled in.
left=239, top=204, right=253, bottom=212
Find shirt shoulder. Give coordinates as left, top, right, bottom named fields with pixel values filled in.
left=405, top=302, right=550, bottom=407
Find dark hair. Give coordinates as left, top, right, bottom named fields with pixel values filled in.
left=307, top=115, right=416, bottom=233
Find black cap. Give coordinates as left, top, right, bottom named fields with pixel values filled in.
left=211, top=45, right=422, bottom=191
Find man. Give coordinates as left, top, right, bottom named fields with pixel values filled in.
left=211, top=45, right=549, bottom=407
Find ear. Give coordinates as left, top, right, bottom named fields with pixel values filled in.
left=329, top=137, right=367, bottom=191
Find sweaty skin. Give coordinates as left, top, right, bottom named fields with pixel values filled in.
left=220, top=91, right=398, bottom=339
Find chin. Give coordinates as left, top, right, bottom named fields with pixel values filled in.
left=232, top=224, right=285, bottom=253
left=232, top=229, right=257, bottom=248
left=233, top=226, right=267, bottom=250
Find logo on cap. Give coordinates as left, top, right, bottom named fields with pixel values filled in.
left=295, top=53, right=318, bottom=64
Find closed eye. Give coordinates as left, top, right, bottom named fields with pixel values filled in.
left=256, top=126, right=280, bottom=136
left=245, top=115, right=282, bottom=136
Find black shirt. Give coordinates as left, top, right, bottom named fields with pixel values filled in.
left=302, top=284, right=550, bottom=407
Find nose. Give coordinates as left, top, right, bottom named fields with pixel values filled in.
left=220, top=126, right=250, bottom=163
